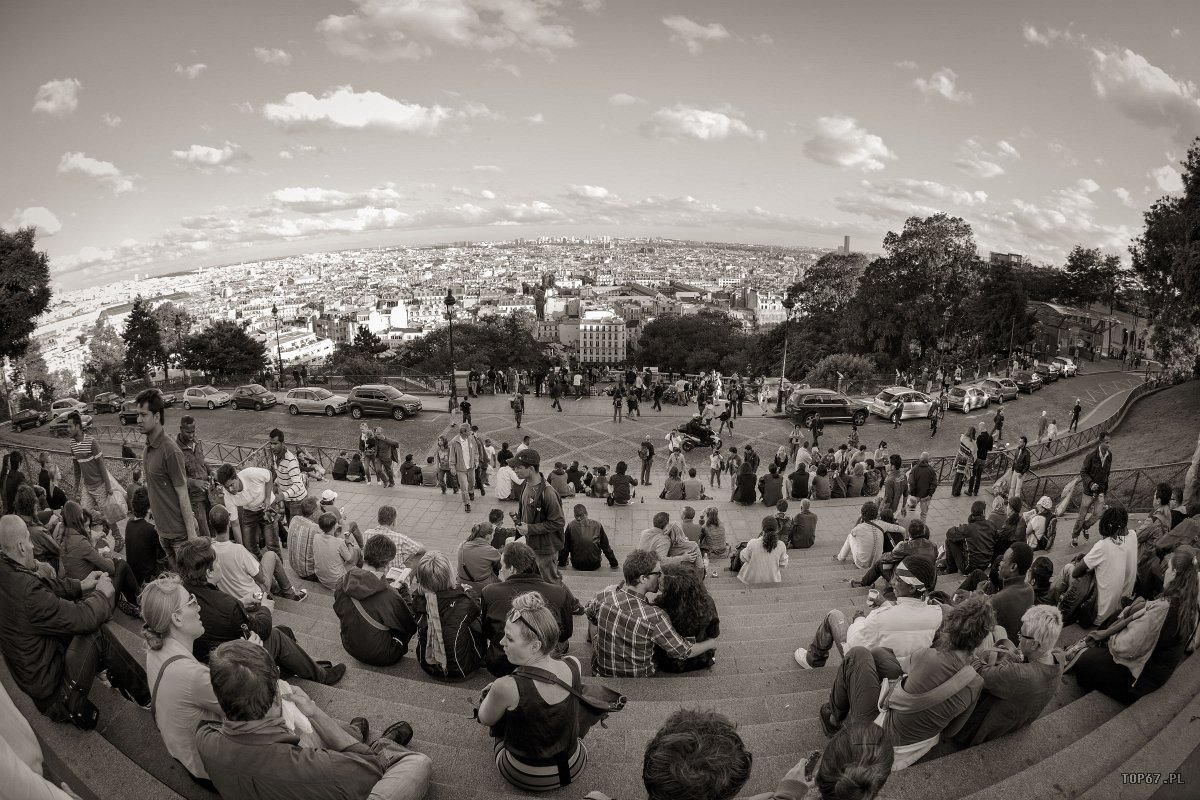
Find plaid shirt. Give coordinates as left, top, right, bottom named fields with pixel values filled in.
left=585, top=583, right=691, bottom=677
left=362, top=526, right=424, bottom=570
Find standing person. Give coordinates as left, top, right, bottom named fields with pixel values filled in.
left=449, top=424, right=479, bottom=513
left=611, top=383, right=624, bottom=424
left=372, top=427, right=399, bottom=488
left=177, top=415, right=212, bottom=539
left=1009, top=437, right=1031, bottom=500
left=357, top=423, right=377, bottom=485
left=992, top=407, right=1005, bottom=441
left=435, top=435, right=453, bottom=494
left=67, top=412, right=125, bottom=547
left=268, top=429, right=307, bottom=524
left=890, top=397, right=904, bottom=430
left=929, top=409, right=940, bottom=438
left=1069, top=399, right=1082, bottom=432
left=460, top=397, right=473, bottom=426
left=638, top=439, right=655, bottom=486
left=1035, top=411, right=1049, bottom=443
left=906, top=453, right=938, bottom=522
left=953, top=427, right=975, bottom=497
left=511, top=393, right=524, bottom=429
left=215, top=463, right=280, bottom=558
left=709, top=446, right=725, bottom=489
left=1045, top=419, right=1059, bottom=440
left=810, top=411, right=824, bottom=450
left=549, top=379, right=563, bottom=412
left=136, top=389, right=198, bottom=570
left=509, top=450, right=570, bottom=593
left=1072, top=432, right=1113, bottom=545
left=789, top=425, right=805, bottom=468
left=652, top=381, right=664, bottom=412
left=969, top=427, right=994, bottom=497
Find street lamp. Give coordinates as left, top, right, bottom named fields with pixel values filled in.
left=775, top=298, right=796, bottom=413
left=444, top=289, right=458, bottom=411
left=271, top=303, right=284, bottom=388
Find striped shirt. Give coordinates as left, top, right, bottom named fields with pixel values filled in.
left=362, top=526, right=424, bottom=571
left=274, top=448, right=307, bottom=502
left=584, top=583, right=690, bottom=678
left=70, top=434, right=108, bottom=490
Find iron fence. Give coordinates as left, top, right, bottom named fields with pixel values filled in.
left=1017, top=460, right=1192, bottom=515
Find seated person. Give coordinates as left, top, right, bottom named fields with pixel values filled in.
left=0, top=679, right=91, bottom=799
left=420, top=457, right=439, bottom=488
left=682, top=468, right=706, bottom=501
left=287, top=497, right=323, bottom=581
left=853, top=519, right=937, bottom=590
left=796, top=555, right=942, bottom=669
left=810, top=465, right=832, bottom=501
left=654, top=563, right=720, bottom=673
left=547, top=463, right=575, bottom=497
left=456, top=524, right=501, bottom=594
left=638, top=513, right=701, bottom=569
left=661, top=467, right=685, bottom=501
left=361, top=505, right=426, bottom=572
left=737, top=517, right=789, bottom=586
left=295, top=447, right=326, bottom=481
left=954, top=605, right=1066, bottom=746
left=566, top=462, right=584, bottom=493
left=196, top=640, right=432, bottom=800
left=481, top=541, right=572, bottom=677
left=492, top=460, right=522, bottom=501
left=487, top=508, right=521, bottom=549
left=124, top=486, right=168, bottom=586
left=345, top=453, right=367, bottom=482
left=1029, top=556, right=1055, bottom=605
left=876, top=508, right=908, bottom=552
left=758, top=465, right=785, bottom=507
left=175, top=537, right=346, bottom=685
left=836, top=502, right=887, bottom=570
left=790, top=499, right=818, bottom=549
left=974, top=543, right=1035, bottom=641
left=944, top=501, right=998, bottom=575
left=314, top=513, right=364, bottom=591
left=331, top=452, right=349, bottom=482
left=333, top=535, right=419, bottom=667
left=58, top=501, right=142, bottom=618
left=820, top=597, right=993, bottom=770
left=731, top=463, right=758, bottom=505
left=398, top=455, right=423, bottom=486
left=560, top=504, right=619, bottom=571
left=789, top=463, right=810, bottom=500
left=209, top=505, right=307, bottom=603
left=607, top=462, right=638, bottom=505
left=410, top=552, right=487, bottom=680
left=0, top=515, right=148, bottom=730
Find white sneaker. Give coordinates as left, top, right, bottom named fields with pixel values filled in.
left=794, top=647, right=815, bottom=669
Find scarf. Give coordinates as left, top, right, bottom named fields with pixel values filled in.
left=422, top=589, right=449, bottom=672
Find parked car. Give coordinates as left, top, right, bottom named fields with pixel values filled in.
left=181, top=384, right=231, bottom=410
left=50, top=397, right=89, bottom=416
left=347, top=384, right=423, bottom=420
left=946, top=385, right=991, bottom=413
left=284, top=387, right=349, bottom=417
left=91, top=392, right=123, bottom=414
left=49, top=411, right=91, bottom=435
left=230, top=384, right=277, bottom=411
left=11, top=409, right=50, bottom=431
left=118, top=399, right=139, bottom=425
left=978, top=378, right=1019, bottom=403
left=868, top=387, right=937, bottom=420
left=784, top=388, right=869, bottom=428
left=1052, top=356, right=1078, bottom=377
left=1032, top=362, right=1060, bottom=384
left=1012, top=370, right=1043, bottom=393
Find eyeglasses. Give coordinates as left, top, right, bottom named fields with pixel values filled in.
left=175, top=594, right=199, bottom=616
left=1018, top=632, right=1036, bottom=641
left=647, top=570, right=663, bottom=578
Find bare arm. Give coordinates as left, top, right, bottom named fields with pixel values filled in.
left=1183, top=432, right=1200, bottom=512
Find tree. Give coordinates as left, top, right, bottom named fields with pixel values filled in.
left=0, top=227, right=52, bottom=362
left=805, top=353, right=877, bottom=391
left=1063, top=245, right=1121, bottom=308
left=180, top=321, right=267, bottom=378
left=635, top=310, right=755, bottom=373
left=752, top=313, right=850, bottom=380
left=1013, top=262, right=1070, bottom=302
left=398, top=316, right=547, bottom=374
left=9, top=339, right=54, bottom=402
left=965, top=260, right=1039, bottom=357
left=150, top=301, right=194, bottom=375
left=122, top=296, right=164, bottom=382
left=787, top=251, right=869, bottom=317
left=1130, top=138, right=1200, bottom=372
left=82, top=319, right=126, bottom=395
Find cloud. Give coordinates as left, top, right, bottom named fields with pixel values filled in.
left=608, top=92, right=645, bottom=106
left=480, top=189, right=497, bottom=200
left=802, top=115, right=895, bottom=171
left=1023, top=25, right=1052, bottom=46
left=641, top=104, right=765, bottom=142
left=1149, top=164, right=1183, bottom=192
left=318, top=0, right=577, bottom=62
left=5, top=206, right=62, bottom=235
left=953, top=138, right=1007, bottom=178
left=277, top=144, right=323, bottom=160
left=175, top=63, right=208, bottom=79
left=101, top=112, right=122, bottom=128
left=567, top=184, right=611, bottom=199
left=263, top=86, right=454, bottom=133
left=32, top=78, right=82, bottom=117
left=1171, top=28, right=1182, bottom=39
left=483, top=58, right=521, bottom=77
left=171, top=141, right=250, bottom=170
left=270, top=184, right=406, bottom=213
left=974, top=178, right=1131, bottom=259
left=996, top=140, right=1021, bottom=159
left=753, top=34, right=773, bottom=47
left=1113, top=187, right=1137, bottom=207
left=894, top=60, right=918, bottom=70
left=56, top=151, right=138, bottom=195
left=662, top=15, right=730, bottom=55
left=254, top=47, right=293, bottom=66
left=832, top=178, right=989, bottom=222
left=525, top=112, right=545, bottom=124
left=914, top=68, right=972, bottom=102
left=1089, top=45, right=1200, bottom=147
left=578, top=0, right=604, bottom=12
left=473, top=164, right=503, bottom=172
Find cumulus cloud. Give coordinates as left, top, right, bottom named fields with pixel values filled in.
left=171, top=141, right=250, bottom=170
left=1171, top=28, right=1182, bottom=39
left=278, top=144, right=322, bottom=160
left=974, top=178, right=1131, bottom=259
left=996, top=140, right=1021, bottom=159
left=473, top=164, right=503, bottom=172
left=1089, top=46, right=1200, bottom=147
left=32, top=78, right=82, bottom=117
left=1113, top=187, right=1137, bottom=207
left=662, top=15, right=730, bottom=55
left=1149, top=164, right=1184, bottom=192
left=175, top=63, right=208, bottom=79
left=832, top=178, right=988, bottom=222
left=5, top=206, right=62, bottom=235
left=271, top=184, right=405, bottom=213
left=263, top=86, right=454, bottom=133
left=56, top=151, right=138, bottom=195
left=525, top=112, right=545, bottom=124
left=953, top=138, right=1008, bottom=179
left=1023, top=25, right=1052, bottom=46
left=480, top=189, right=497, bottom=200
left=753, top=34, right=773, bottom=47
left=567, top=184, right=611, bottom=199
left=914, top=68, right=972, bottom=102
left=254, top=47, right=293, bottom=66
left=802, top=116, right=895, bottom=171
left=318, top=0, right=577, bottom=62
left=101, top=112, right=122, bottom=128
left=641, top=104, right=765, bottom=142
left=608, top=92, right=645, bottom=106
left=484, top=58, right=521, bottom=77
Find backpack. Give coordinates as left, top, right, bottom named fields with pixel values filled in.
left=1058, top=569, right=1098, bottom=627
left=1135, top=511, right=1171, bottom=598
left=639, top=445, right=651, bottom=461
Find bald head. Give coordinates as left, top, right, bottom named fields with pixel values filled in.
left=0, top=515, right=32, bottom=566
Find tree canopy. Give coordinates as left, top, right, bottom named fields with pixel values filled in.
left=0, top=227, right=53, bottom=362
left=1063, top=245, right=1121, bottom=309
left=122, top=296, right=164, bottom=381
left=636, top=310, right=755, bottom=373
left=82, top=319, right=126, bottom=395
left=180, top=321, right=267, bottom=378
left=786, top=251, right=869, bottom=317
left=150, top=301, right=195, bottom=373
left=397, top=315, right=546, bottom=374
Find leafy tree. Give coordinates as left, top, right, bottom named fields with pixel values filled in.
left=965, top=260, right=1039, bottom=357
left=179, top=321, right=267, bottom=378
left=150, top=301, right=194, bottom=374
left=82, top=319, right=126, bottom=395
left=787, top=252, right=869, bottom=317
left=1013, top=262, right=1070, bottom=302
left=334, top=354, right=384, bottom=382
left=398, top=315, right=547, bottom=374
left=1130, top=138, right=1200, bottom=371
left=752, top=313, right=850, bottom=380
left=636, top=310, right=755, bottom=373
left=0, top=227, right=53, bottom=363
left=122, top=296, right=164, bottom=382
left=1062, top=245, right=1121, bottom=308
left=805, top=353, right=877, bottom=390
left=9, top=339, right=54, bottom=402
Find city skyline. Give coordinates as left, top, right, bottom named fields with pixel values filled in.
left=4, top=0, right=1199, bottom=290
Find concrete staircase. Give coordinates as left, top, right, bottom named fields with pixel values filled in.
left=6, top=487, right=1198, bottom=800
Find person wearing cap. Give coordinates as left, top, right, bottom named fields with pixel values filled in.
left=449, top=423, right=480, bottom=513
left=795, top=555, right=943, bottom=669
left=508, top=449, right=572, bottom=600
left=1024, top=495, right=1056, bottom=550
left=492, top=457, right=522, bottom=502
left=317, top=489, right=364, bottom=548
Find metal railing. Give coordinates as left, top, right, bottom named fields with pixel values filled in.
left=1017, top=460, right=1191, bottom=515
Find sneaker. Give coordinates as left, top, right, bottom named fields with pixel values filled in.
left=289, top=589, right=308, bottom=603
left=464, top=504, right=471, bottom=513
left=819, top=702, right=841, bottom=737
left=794, top=647, right=816, bottom=670
left=849, top=580, right=864, bottom=588
left=116, top=598, right=141, bottom=619
left=350, top=717, right=370, bottom=742
left=382, top=720, right=414, bottom=747
left=1071, top=539, right=1079, bottom=547
left=320, top=663, right=347, bottom=686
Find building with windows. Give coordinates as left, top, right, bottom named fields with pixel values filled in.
left=578, top=315, right=626, bottom=366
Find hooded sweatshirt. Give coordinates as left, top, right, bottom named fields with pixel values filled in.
left=332, top=568, right=418, bottom=667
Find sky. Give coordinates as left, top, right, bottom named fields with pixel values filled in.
left=3, top=0, right=1199, bottom=291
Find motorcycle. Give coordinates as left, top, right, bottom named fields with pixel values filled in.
left=666, top=425, right=722, bottom=453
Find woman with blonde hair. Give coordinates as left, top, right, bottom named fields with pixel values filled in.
left=474, top=591, right=588, bottom=790
left=140, top=574, right=223, bottom=789
left=412, top=551, right=487, bottom=679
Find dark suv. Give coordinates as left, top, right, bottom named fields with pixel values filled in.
left=347, top=384, right=423, bottom=420
left=1012, top=370, right=1043, bottom=393
left=785, top=388, right=869, bottom=428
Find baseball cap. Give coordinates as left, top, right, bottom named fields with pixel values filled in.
left=320, top=489, right=338, bottom=503
left=513, top=448, right=541, bottom=468
left=1036, top=495, right=1053, bottom=511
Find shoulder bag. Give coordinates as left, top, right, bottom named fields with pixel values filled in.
left=150, top=654, right=188, bottom=726
left=514, top=663, right=626, bottom=738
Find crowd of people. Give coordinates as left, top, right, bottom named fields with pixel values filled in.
left=2, top=386, right=1200, bottom=800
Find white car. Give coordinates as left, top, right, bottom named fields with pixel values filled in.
left=1051, top=356, right=1078, bottom=377
left=284, top=387, right=349, bottom=416
left=50, top=397, right=89, bottom=416
left=868, top=387, right=937, bottom=420
left=181, top=384, right=231, bottom=410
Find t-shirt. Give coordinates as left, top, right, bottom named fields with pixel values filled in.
left=314, top=533, right=359, bottom=589
left=682, top=478, right=705, bottom=500
left=211, top=539, right=262, bottom=600
left=609, top=474, right=636, bottom=504
left=143, top=427, right=190, bottom=538
left=273, top=449, right=306, bottom=502
left=1083, top=533, right=1139, bottom=623
left=69, top=434, right=108, bottom=490
left=125, top=517, right=165, bottom=584
left=225, top=467, right=273, bottom=510
left=493, top=466, right=520, bottom=500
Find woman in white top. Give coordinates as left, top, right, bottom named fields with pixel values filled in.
left=1070, top=506, right=1139, bottom=626
left=140, top=574, right=224, bottom=788
left=738, top=517, right=789, bottom=585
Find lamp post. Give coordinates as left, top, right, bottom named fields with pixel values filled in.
left=775, top=298, right=796, bottom=413
left=271, top=304, right=284, bottom=389
left=444, top=289, right=458, bottom=411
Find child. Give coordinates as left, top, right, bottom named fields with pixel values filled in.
left=124, top=486, right=167, bottom=586
left=460, top=398, right=472, bottom=425
left=488, top=508, right=520, bottom=549
left=709, top=447, right=724, bottom=488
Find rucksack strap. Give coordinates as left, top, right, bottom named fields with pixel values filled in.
left=150, top=655, right=188, bottom=725
left=351, top=597, right=391, bottom=632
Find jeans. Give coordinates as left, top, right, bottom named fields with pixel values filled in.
left=802, top=609, right=856, bottom=667
left=906, top=495, right=931, bottom=521
left=456, top=471, right=475, bottom=508
left=1008, top=471, right=1024, bottom=500
left=37, top=622, right=150, bottom=729
left=1073, top=492, right=1104, bottom=538
left=967, top=459, right=985, bottom=495
left=641, top=459, right=653, bottom=484
left=159, top=536, right=190, bottom=572
left=368, top=746, right=434, bottom=800
left=239, top=507, right=281, bottom=559
left=828, top=647, right=904, bottom=729
left=260, top=550, right=296, bottom=596
left=267, top=624, right=331, bottom=682
left=374, top=458, right=395, bottom=487
left=535, top=552, right=580, bottom=609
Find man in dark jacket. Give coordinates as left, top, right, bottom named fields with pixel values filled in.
left=481, top=541, right=573, bottom=676
left=510, top=448, right=581, bottom=614
left=0, top=515, right=148, bottom=729
left=1072, top=433, right=1113, bottom=545
left=944, top=500, right=999, bottom=575
left=906, top=453, right=939, bottom=522
left=1009, top=436, right=1031, bottom=499
left=333, top=536, right=418, bottom=667
left=969, top=428, right=994, bottom=496
left=560, top=505, right=619, bottom=570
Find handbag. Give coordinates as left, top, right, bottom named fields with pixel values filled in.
left=514, top=664, right=626, bottom=738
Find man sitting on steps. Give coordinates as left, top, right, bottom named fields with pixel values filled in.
left=480, top=541, right=573, bottom=677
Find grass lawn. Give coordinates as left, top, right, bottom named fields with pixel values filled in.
left=1109, top=382, right=1200, bottom=467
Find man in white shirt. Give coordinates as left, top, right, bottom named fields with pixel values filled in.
left=493, top=460, right=522, bottom=501
left=215, top=463, right=280, bottom=559
left=313, top=513, right=362, bottom=590
left=208, top=505, right=306, bottom=602
left=514, top=435, right=531, bottom=455
left=836, top=502, right=886, bottom=570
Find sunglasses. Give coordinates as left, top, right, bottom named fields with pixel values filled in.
left=507, top=608, right=539, bottom=636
